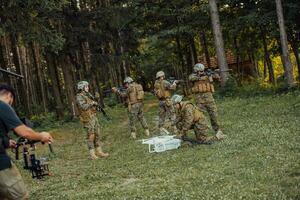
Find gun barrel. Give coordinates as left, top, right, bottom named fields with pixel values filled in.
left=0, top=68, right=24, bottom=79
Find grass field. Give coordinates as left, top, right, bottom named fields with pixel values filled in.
left=15, top=91, right=300, bottom=200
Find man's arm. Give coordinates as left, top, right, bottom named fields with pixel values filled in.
left=164, top=80, right=176, bottom=90
left=112, top=87, right=128, bottom=98
left=14, top=125, right=53, bottom=143
left=189, top=73, right=208, bottom=82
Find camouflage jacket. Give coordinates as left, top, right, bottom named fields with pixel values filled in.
left=175, top=101, right=203, bottom=133
left=76, top=92, right=97, bottom=122
left=154, top=79, right=176, bottom=99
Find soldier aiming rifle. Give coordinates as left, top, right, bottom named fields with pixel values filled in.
left=189, top=63, right=227, bottom=140
left=112, top=77, right=150, bottom=139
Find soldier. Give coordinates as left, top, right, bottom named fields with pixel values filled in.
left=154, top=71, right=178, bottom=133
left=171, top=94, right=216, bottom=142
left=76, top=81, right=109, bottom=160
left=112, top=77, right=150, bottom=139
left=188, top=63, right=226, bottom=140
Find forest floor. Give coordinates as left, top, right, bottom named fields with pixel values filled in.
left=15, top=91, right=300, bottom=200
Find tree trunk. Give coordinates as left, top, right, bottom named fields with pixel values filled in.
left=46, top=53, right=64, bottom=119
left=234, top=37, right=241, bottom=82
left=118, top=30, right=128, bottom=77
left=0, top=37, right=11, bottom=84
left=261, top=29, right=275, bottom=84
left=290, top=41, right=300, bottom=81
left=175, top=36, right=188, bottom=95
left=208, top=0, right=229, bottom=87
left=10, top=35, right=31, bottom=114
left=60, top=54, right=78, bottom=117
left=275, top=0, right=294, bottom=87
left=200, top=31, right=211, bottom=68
left=189, top=35, right=198, bottom=67
left=32, top=42, right=47, bottom=112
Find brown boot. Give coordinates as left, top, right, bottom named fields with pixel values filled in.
left=131, top=132, right=137, bottom=139
left=145, top=129, right=150, bottom=136
left=216, top=130, right=226, bottom=140
left=95, top=147, right=109, bottom=158
left=89, top=149, right=99, bottom=160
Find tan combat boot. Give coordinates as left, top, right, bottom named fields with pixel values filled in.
left=95, top=147, right=109, bottom=158
left=145, top=129, right=150, bottom=136
left=131, top=132, right=137, bottom=139
left=216, top=130, right=227, bottom=140
left=89, top=149, right=98, bottom=160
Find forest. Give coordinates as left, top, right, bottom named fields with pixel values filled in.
left=0, top=1, right=300, bottom=199
left=0, top=0, right=299, bottom=118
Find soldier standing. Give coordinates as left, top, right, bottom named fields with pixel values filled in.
left=171, top=94, right=216, bottom=142
left=112, top=77, right=150, bottom=139
left=76, top=81, right=109, bottom=160
left=188, top=63, right=226, bottom=140
left=154, top=71, right=178, bottom=133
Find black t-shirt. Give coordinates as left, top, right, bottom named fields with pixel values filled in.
left=0, top=100, right=23, bottom=170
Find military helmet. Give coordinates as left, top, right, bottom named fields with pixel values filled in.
left=171, top=94, right=183, bottom=105
left=77, top=81, right=89, bottom=90
left=124, top=77, right=134, bottom=84
left=193, top=63, right=205, bottom=72
left=156, top=71, right=165, bottom=79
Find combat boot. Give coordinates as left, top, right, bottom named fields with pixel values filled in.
left=95, top=147, right=109, bottom=158
left=216, top=130, right=226, bottom=140
left=131, top=132, right=137, bottom=139
left=159, top=127, right=165, bottom=135
left=145, top=129, right=150, bottom=136
left=89, top=149, right=98, bottom=160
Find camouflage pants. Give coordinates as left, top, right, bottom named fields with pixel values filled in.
left=195, top=92, right=220, bottom=132
left=193, top=118, right=209, bottom=141
left=128, top=102, right=149, bottom=133
left=158, top=99, right=176, bottom=128
left=82, top=116, right=101, bottom=150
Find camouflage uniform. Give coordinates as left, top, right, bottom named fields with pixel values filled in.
left=175, top=101, right=210, bottom=141
left=189, top=73, right=220, bottom=132
left=116, top=82, right=149, bottom=134
left=154, top=79, right=177, bottom=129
left=76, top=91, right=101, bottom=150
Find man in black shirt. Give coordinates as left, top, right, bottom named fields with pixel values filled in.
left=0, top=84, right=53, bottom=200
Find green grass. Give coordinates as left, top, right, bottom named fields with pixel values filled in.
left=14, top=91, right=300, bottom=200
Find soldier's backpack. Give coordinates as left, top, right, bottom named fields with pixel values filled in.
left=128, top=83, right=144, bottom=104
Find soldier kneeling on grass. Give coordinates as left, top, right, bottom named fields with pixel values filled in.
left=112, top=77, right=150, bottom=139
left=76, top=81, right=109, bottom=160
left=171, top=94, right=219, bottom=143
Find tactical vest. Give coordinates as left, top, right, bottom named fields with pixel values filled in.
left=77, top=93, right=97, bottom=123
left=191, top=76, right=214, bottom=93
left=127, top=83, right=144, bottom=104
left=154, top=80, right=171, bottom=99
left=181, top=102, right=203, bottom=122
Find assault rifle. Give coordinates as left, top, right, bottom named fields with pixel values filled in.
left=103, top=86, right=127, bottom=97
left=88, top=93, right=111, bottom=120
left=168, top=77, right=184, bottom=85
left=0, top=68, right=24, bottom=79
left=200, top=68, right=232, bottom=77
left=15, top=118, right=54, bottom=179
